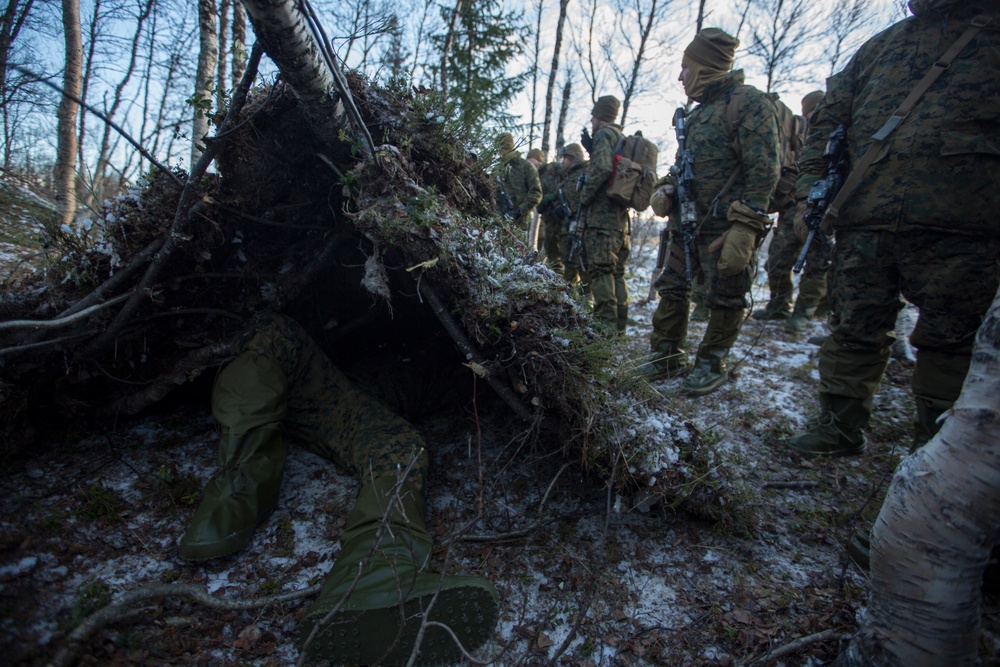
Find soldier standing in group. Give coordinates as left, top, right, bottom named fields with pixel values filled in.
left=557, top=143, right=589, bottom=287
left=577, top=95, right=631, bottom=335
left=787, top=0, right=1000, bottom=459
left=527, top=147, right=564, bottom=269
left=178, top=313, right=499, bottom=664
left=753, top=90, right=829, bottom=332
left=494, top=133, right=542, bottom=236
left=639, top=28, right=780, bottom=395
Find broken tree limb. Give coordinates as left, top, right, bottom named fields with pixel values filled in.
left=416, top=276, right=534, bottom=423
left=48, top=581, right=320, bottom=667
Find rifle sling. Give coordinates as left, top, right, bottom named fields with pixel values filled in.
left=824, top=1, right=999, bottom=223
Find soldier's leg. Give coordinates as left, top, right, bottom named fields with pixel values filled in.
left=543, top=218, right=564, bottom=273
left=638, top=235, right=695, bottom=379
left=789, top=232, right=898, bottom=457
left=902, top=233, right=1000, bottom=449
left=754, top=215, right=796, bottom=320
left=583, top=228, right=622, bottom=335
left=787, top=234, right=833, bottom=332
left=684, top=229, right=752, bottom=396
left=614, top=233, right=631, bottom=333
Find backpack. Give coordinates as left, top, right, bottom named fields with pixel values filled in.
left=606, top=131, right=659, bottom=211
left=726, top=85, right=802, bottom=214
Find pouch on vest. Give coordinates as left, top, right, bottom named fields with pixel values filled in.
left=606, top=131, right=659, bottom=211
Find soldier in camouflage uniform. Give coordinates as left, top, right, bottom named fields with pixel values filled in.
left=578, top=95, right=631, bottom=334
left=557, top=143, right=590, bottom=287
left=753, top=91, right=831, bottom=332
left=179, top=313, right=498, bottom=665
left=495, top=133, right=542, bottom=235
left=639, top=28, right=781, bottom=395
left=787, top=0, right=1000, bottom=458
left=528, top=148, right=564, bottom=270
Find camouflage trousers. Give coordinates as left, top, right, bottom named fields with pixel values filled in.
left=764, top=213, right=830, bottom=300
left=581, top=227, right=630, bottom=333
left=821, top=230, right=1000, bottom=410
left=541, top=217, right=564, bottom=272
left=650, top=225, right=755, bottom=348
left=216, top=313, right=428, bottom=491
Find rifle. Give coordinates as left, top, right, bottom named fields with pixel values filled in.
left=556, top=187, right=573, bottom=224
left=647, top=224, right=669, bottom=301
left=495, top=177, right=520, bottom=220
left=793, top=124, right=848, bottom=273
left=565, top=174, right=587, bottom=275
left=671, top=106, right=697, bottom=284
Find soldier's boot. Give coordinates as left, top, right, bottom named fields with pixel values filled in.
left=636, top=341, right=688, bottom=381
left=913, top=397, right=947, bottom=453
left=785, top=277, right=826, bottom=332
left=298, top=475, right=499, bottom=666
left=179, top=427, right=286, bottom=561
left=787, top=394, right=868, bottom=458
left=689, top=302, right=711, bottom=322
left=682, top=347, right=729, bottom=396
left=617, top=304, right=629, bottom=335
left=751, top=296, right=792, bottom=321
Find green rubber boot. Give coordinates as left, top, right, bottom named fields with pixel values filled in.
left=787, top=394, right=868, bottom=458
left=636, top=342, right=688, bottom=381
left=298, top=475, right=500, bottom=666
left=179, top=428, right=286, bottom=561
left=751, top=301, right=791, bottom=321
left=682, top=346, right=729, bottom=396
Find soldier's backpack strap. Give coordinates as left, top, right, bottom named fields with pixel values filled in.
left=825, top=0, right=1000, bottom=222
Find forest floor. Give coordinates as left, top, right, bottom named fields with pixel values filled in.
left=2, top=216, right=999, bottom=667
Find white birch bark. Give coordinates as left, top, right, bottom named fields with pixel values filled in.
left=848, top=285, right=1000, bottom=666
left=54, top=0, right=82, bottom=228
left=191, top=0, right=217, bottom=165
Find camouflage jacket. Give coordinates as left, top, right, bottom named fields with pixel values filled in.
left=536, top=161, right=563, bottom=221
left=673, top=71, right=781, bottom=234
left=497, top=151, right=543, bottom=225
left=797, top=0, right=1000, bottom=234
left=559, top=160, right=589, bottom=223
left=580, top=123, right=629, bottom=232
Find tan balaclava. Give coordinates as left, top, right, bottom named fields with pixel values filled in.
left=526, top=148, right=545, bottom=163
left=591, top=95, right=621, bottom=124
left=496, top=132, right=515, bottom=156
left=681, top=28, right=739, bottom=101
left=801, top=90, right=825, bottom=119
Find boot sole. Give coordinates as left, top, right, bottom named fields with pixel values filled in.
left=299, top=579, right=499, bottom=666
left=684, top=371, right=728, bottom=397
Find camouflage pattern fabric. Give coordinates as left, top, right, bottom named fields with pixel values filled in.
left=823, top=231, right=999, bottom=407
left=217, top=313, right=429, bottom=491
left=764, top=203, right=830, bottom=302
left=497, top=151, right=543, bottom=230
left=797, top=2, right=1000, bottom=234
left=799, top=2, right=1000, bottom=414
left=579, top=123, right=629, bottom=232
left=582, top=228, right=630, bottom=332
left=536, top=161, right=564, bottom=269
left=559, top=160, right=589, bottom=285
left=682, top=71, right=781, bottom=218
left=653, top=228, right=755, bottom=313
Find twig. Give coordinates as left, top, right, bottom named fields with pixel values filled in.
left=13, top=66, right=182, bottom=188
left=75, top=43, right=264, bottom=361
left=56, top=236, right=165, bottom=319
left=0, top=330, right=98, bottom=357
left=48, top=582, right=320, bottom=667
left=742, top=628, right=849, bottom=665
left=416, top=277, right=535, bottom=423
left=761, top=480, right=820, bottom=490
left=0, top=293, right=130, bottom=331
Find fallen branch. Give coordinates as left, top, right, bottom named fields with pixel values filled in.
left=48, top=581, right=320, bottom=667
left=743, top=628, right=849, bottom=665
left=762, top=481, right=819, bottom=490
left=0, top=293, right=130, bottom=331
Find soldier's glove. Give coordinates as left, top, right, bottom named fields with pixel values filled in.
left=581, top=128, right=594, bottom=155
left=792, top=199, right=810, bottom=242
left=649, top=174, right=677, bottom=217
left=711, top=201, right=770, bottom=277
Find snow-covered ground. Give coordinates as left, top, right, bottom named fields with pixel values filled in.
left=2, top=225, right=997, bottom=666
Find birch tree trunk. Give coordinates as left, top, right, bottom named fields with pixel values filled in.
left=540, top=0, right=568, bottom=154
left=191, top=0, right=217, bottom=165
left=217, top=0, right=229, bottom=100
left=238, top=0, right=350, bottom=149
left=54, top=0, right=82, bottom=228
left=0, top=0, right=36, bottom=170
left=231, top=1, right=246, bottom=86
left=555, top=71, right=570, bottom=150
left=846, top=284, right=1000, bottom=666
